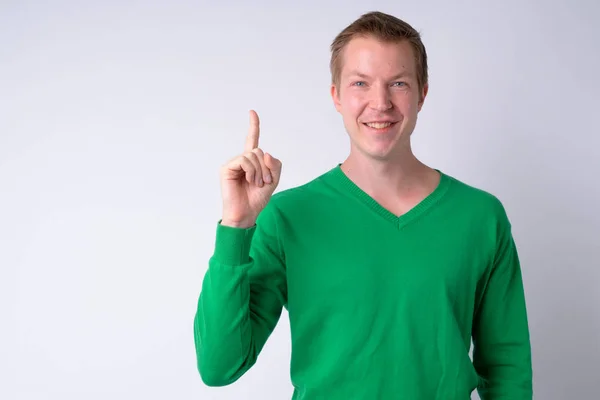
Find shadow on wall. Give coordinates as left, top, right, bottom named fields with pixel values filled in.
left=524, top=185, right=599, bottom=399
left=484, top=131, right=600, bottom=399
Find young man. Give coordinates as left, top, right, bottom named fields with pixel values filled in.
left=194, top=11, right=533, bottom=400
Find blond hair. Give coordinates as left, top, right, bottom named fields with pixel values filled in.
left=330, top=11, right=428, bottom=94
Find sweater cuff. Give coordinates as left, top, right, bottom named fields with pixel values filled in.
left=213, top=220, right=256, bottom=266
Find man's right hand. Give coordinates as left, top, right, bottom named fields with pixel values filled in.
left=219, top=110, right=282, bottom=229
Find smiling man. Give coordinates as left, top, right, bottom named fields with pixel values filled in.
left=194, top=11, right=533, bottom=400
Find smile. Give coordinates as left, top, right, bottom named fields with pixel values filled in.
left=363, top=122, right=396, bottom=129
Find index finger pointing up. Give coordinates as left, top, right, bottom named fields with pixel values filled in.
left=245, top=110, right=260, bottom=152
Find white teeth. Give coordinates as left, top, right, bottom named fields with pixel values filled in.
left=365, top=122, right=393, bottom=129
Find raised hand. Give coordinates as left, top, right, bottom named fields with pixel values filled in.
left=219, top=110, right=282, bottom=228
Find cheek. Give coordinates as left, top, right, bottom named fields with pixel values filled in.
left=342, top=93, right=365, bottom=116
left=395, top=93, right=419, bottom=116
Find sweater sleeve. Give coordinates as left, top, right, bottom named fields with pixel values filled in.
left=193, top=203, right=287, bottom=387
left=472, top=210, right=533, bottom=399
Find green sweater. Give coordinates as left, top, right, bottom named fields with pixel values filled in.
left=194, top=165, right=533, bottom=399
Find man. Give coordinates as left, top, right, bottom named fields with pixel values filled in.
left=194, top=11, right=533, bottom=399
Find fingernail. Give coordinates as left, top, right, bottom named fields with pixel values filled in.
left=264, top=174, right=272, bottom=184
left=257, top=178, right=263, bottom=186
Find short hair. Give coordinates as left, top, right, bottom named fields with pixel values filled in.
left=330, top=11, right=429, bottom=94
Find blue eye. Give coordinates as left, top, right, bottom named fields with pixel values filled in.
left=392, top=82, right=406, bottom=87
left=353, top=81, right=366, bottom=86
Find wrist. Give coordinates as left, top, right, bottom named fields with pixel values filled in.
left=220, top=218, right=256, bottom=229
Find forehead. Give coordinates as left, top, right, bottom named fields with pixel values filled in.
left=340, top=36, right=416, bottom=77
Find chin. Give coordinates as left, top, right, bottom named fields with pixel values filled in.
left=347, top=123, right=410, bottom=159
left=353, top=143, right=396, bottom=161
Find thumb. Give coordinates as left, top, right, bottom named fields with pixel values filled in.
left=264, top=153, right=282, bottom=184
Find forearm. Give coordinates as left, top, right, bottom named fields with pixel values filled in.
left=473, top=231, right=533, bottom=399
left=194, top=260, right=258, bottom=386
left=193, top=221, right=285, bottom=386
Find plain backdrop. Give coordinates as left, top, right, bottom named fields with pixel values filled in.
left=1, top=1, right=599, bottom=399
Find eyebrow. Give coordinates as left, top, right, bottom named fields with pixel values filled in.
left=348, top=71, right=414, bottom=80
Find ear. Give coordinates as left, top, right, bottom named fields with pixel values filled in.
left=417, top=83, right=429, bottom=112
left=330, top=83, right=342, bottom=113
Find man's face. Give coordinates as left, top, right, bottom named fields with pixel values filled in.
left=331, top=36, right=428, bottom=161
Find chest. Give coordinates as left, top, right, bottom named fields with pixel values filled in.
left=284, top=221, right=490, bottom=319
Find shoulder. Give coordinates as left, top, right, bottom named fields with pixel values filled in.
left=443, top=172, right=512, bottom=229
left=257, top=167, right=336, bottom=224
left=440, top=172, right=516, bottom=261
left=267, top=168, right=337, bottom=210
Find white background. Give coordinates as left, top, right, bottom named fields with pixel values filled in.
left=1, top=1, right=599, bottom=399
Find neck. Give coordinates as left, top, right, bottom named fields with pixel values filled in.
left=340, top=147, right=435, bottom=197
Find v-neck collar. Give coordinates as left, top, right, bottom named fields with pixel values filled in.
left=328, top=164, right=452, bottom=230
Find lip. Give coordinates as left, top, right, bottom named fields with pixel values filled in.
left=361, top=121, right=398, bottom=132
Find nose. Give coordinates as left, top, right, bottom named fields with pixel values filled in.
left=369, top=84, right=392, bottom=111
